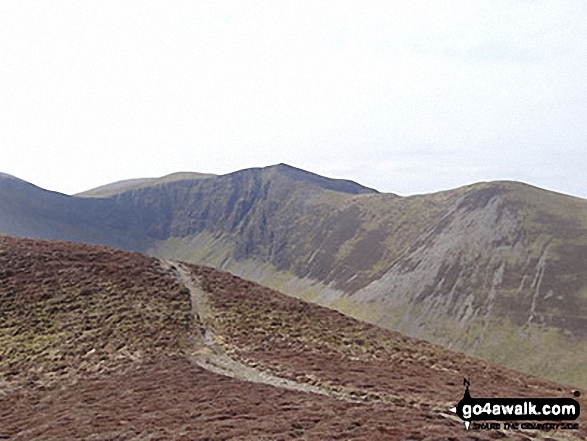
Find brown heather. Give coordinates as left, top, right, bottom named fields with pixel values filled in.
left=1, top=236, right=585, bottom=440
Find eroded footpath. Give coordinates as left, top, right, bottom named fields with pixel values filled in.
left=163, top=260, right=364, bottom=402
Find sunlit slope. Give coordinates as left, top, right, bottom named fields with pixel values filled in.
left=0, top=236, right=192, bottom=393
left=330, top=182, right=587, bottom=386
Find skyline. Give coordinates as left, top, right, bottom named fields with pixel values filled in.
left=3, top=162, right=585, bottom=200
left=1, top=1, right=586, bottom=198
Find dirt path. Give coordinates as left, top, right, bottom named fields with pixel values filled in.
left=161, top=259, right=364, bottom=402
left=161, top=260, right=475, bottom=413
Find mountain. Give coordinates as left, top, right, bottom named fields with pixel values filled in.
left=76, top=171, right=218, bottom=198
left=1, top=164, right=587, bottom=389
left=2, top=236, right=584, bottom=440
left=0, top=172, right=150, bottom=251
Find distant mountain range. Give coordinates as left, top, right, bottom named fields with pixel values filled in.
left=2, top=163, right=586, bottom=388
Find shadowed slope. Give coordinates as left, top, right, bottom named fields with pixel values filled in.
left=0, top=173, right=150, bottom=251
left=76, top=171, right=218, bottom=198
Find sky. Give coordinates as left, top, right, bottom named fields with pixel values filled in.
left=1, top=1, right=586, bottom=197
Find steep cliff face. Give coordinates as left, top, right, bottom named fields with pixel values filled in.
left=105, top=164, right=384, bottom=286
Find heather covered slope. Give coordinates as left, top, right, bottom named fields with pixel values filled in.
left=1, top=236, right=585, bottom=440
left=0, top=235, right=191, bottom=394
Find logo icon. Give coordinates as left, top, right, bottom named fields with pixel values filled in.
left=448, top=378, right=580, bottom=430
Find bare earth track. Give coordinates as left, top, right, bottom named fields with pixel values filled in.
left=163, top=260, right=350, bottom=401
left=166, top=260, right=469, bottom=413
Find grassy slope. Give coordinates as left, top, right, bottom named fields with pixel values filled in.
left=333, top=182, right=587, bottom=387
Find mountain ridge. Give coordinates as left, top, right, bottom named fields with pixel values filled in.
left=1, top=164, right=586, bottom=388
left=76, top=171, right=219, bottom=198
left=78, top=163, right=380, bottom=198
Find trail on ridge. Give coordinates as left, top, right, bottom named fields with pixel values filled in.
left=162, top=260, right=362, bottom=402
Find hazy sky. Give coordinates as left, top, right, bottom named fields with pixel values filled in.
left=1, top=1, right=586, bottom=197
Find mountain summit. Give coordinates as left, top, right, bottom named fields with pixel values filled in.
left=260, top=163, right=379, bottom=195
left=78, top=163, right=379, bottom=198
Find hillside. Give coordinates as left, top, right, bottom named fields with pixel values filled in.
left=1, top=236, right=584, bottom=440
left=0, top=172, right=151, bottom=252
left=1, top=164, right=587, bottom=389
left=76, top=171, right=218, bottom=198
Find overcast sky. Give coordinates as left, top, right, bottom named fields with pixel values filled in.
left=1, top=1, right=586, bottom=197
